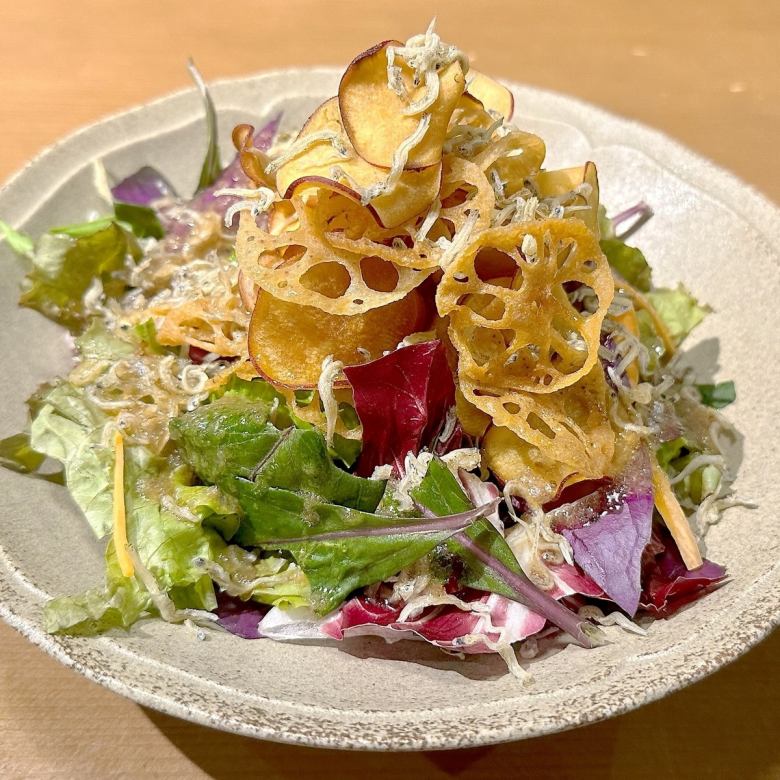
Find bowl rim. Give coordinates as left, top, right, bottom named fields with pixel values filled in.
left=1, top=67, right=778, bottom=751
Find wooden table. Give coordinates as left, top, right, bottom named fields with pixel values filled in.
left=1, top=2, right=778, bottom=777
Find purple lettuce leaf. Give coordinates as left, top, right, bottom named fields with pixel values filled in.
left=111, top=166, right=176, bottom=207
left=549, top=451, right=654, bottom=616
left=215, top=592, right=268, bottom=639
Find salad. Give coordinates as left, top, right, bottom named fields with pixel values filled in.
left=0, top=24, right=746, bottom=678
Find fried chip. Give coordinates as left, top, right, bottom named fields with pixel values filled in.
left=473, top=130, right=546, bottom=197
left=482, top=425, right=580, bottom=503
left=154, top=298, right=249, bottom=357
left=248, top=288, right=427, bottom=388
left=236, top=194, right=435, bottom=315
left=535, top=162, right=601, bottom=237
left=461, top=363, right=615, bottom=474
left=465, top=70, right=514, bottom=121
left=437, top=219, right=614, bottom=393
left=449, top=93, right=494, bottom=130
left=338, top=40, right=465, bottom=168
left=275, top=98, right=442, bottom=229
left=455, top=386, right=491, bottom=438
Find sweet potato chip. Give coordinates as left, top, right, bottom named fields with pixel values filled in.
left=482, top=424, right=580, bottom=502
left=466, top=70, right=514, bottom=121
left=461, top=363, right=615, bottom=474
left=236, top=195, right=435, bottom=315
left=338, top=40, right=465, bottom=168
left=449, top=93, right=494, bottom=130
left=437, top=219, right=614, bottom=393
left=248, top=288, right=426, bottom=388
left=275, top=98, right=442, bottom=229
left=473, top=130, right=546, bottom=197
left=535, top=162, right=601, bottom=237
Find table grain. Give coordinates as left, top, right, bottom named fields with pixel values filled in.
left=1, top=2, right=778, bottom=778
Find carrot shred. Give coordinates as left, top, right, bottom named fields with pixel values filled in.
left=651, top=460, right=703, bottom=570
left=112, top=430, right=134, bottom=578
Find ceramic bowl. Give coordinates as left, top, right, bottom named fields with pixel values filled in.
left=0, top=69, right=778, bottom=750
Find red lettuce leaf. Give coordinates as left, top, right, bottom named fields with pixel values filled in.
left=265, top=593, right=546, bottom=654
left=549, top=452, right=654, bottom=616
left=344, top=340, right=455, bottom=477
left=640, top=525, right=727, bottom=617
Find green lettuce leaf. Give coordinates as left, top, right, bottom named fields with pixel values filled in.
left=0, top=431, right=63, bottom=483
left=410, top=458, right=522, bottom=595
left=44, top=441, right=225, bottom=635
left=252, top=428, right=384, bottom=513
left=696, top=380, right=736, bottom=410
left=132, top=318, right=168, bottom=356
left=235, top=479, right=466, bottom=614
left=114, top=202, right=164, bottom=240
left=170, top=395, right=282, bottom=494
left=172, top=476, right=243, bottom=540
left=50, top=217, right=116, bottom=238
left=44, top=539, right=151, bottom=636
left=0, top=220, right=34, bottom=258
left=600, top=238, right=652, bottom=292
left=646, top=285, right=710, bottom=346
left=19, top=223, right=133, bottom=332
left=29, top=382, right=114, bottom=537
left=76, top=318, right=135, bottom=360
left=200, top=546, right=310, bottom=608
left=173, top=393, right=381, bottom=511
left=188, top=60, right=221, bottom=191
left=636, top=309, right=667, bottom=372
left=655, top=437, right=721, bottom=507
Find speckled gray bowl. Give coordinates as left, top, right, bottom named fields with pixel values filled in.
left=0, top=69, right=778, bottom=751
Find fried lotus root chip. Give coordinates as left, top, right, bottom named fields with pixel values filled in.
left=338, top=40, right=466, bottom=168
left=153, top=298, right=249, bottom=357
left=461, top=363, right=615, bottom=475
left=535, top=162, right=601, bottom=238
left=465, top=70, right=514, bottom=121
left=275, top=98, right=442, bottom=228
left=455, top=386, right=491, bottom=438
left=314, top=190, right=440, bottom=271
left=248, top=288, right=427, bottom=388
left=482, top=425, right=581, bottom=504
left=434, top=155, right=496, bottom=239
left=437, top=219, right=614, bottom=393
left=236, top=195, right=434, bottom=316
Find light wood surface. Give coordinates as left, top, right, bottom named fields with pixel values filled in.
left=1, top=2, right=778, bottom=778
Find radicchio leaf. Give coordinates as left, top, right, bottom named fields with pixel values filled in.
left=259, top=592, right=545, bottom=654
left=344, top=341, right=455, bottom=477
left=640, top=525, right=727, bottom=617
left=549, top=451, right=654, bottom=616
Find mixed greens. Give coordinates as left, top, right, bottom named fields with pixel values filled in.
left=0, top=27, right=746, bottom=678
